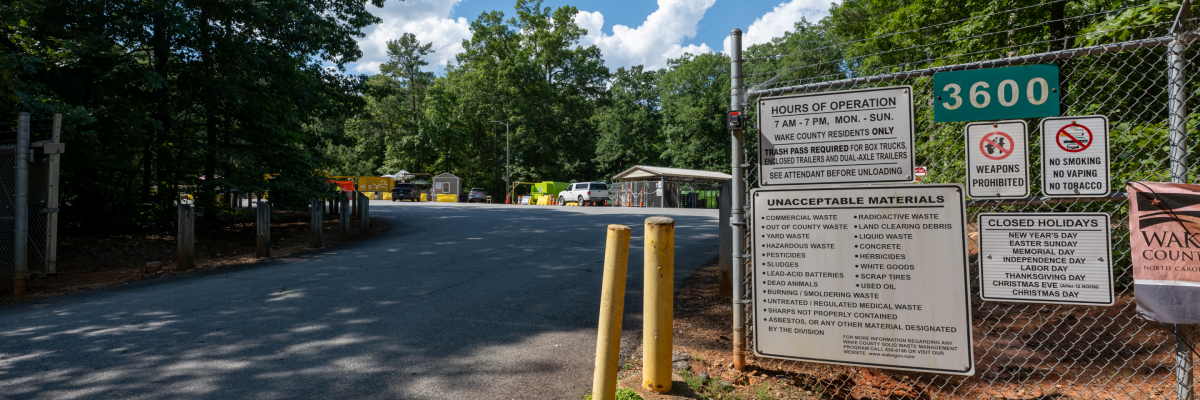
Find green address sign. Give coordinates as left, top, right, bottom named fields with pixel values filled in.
left=933, top=65, right=1060, bottom=122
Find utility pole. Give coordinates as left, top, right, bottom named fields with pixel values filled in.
left=490, top=121, right=511, bottom=203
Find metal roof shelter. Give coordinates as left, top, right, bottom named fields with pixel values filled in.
left=613, top=165, right=732, bottom=182
left=610, top=165, right=730, bottom=209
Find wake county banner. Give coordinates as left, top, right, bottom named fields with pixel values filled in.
left=1127, top=182, right=1200, bottom=324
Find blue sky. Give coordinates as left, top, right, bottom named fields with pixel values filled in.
left=348, top=0, right=834, bottom=75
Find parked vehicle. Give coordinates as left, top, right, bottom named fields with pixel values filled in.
left=467, top=188, right=487, bottom=203
left=557, top=182, right=609, bottom=206
left=391, top=183, right=420, bottom=201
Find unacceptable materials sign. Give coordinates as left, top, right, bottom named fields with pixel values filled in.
left=1128, top=182, right=1200, bottom=324
left=752, top=185, right=974, bottom=375
left=965, top=121, right=1029, bottom=199
left=978, top=213, right=1114, bottom=305
left=1041, top=116, right=1110, bottom=197
left=757, top=86, right=915, bottom=186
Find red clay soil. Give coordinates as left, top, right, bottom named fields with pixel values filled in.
left=2, top=208, right=386, bottom=305
left=617, top=263, right=1185, bottom=400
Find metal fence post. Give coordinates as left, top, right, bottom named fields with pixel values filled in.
left=256, top=200, right=270, bottom=258
left=13, top=112, right=29, bottom=295
left=44, top=113, right=61, bottom=276
left=1168, top=35, right=1189, bottom=184
left=1168, top=5, right=1195, bottom=397
left=728, top=28, right=748, bottom=371
left=310, top=198, right=323, bottom=248
left=177, top=204, right=194, bottom=270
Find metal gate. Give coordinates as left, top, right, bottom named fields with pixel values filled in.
left=729, top=3, right=1200, bottom=398
left=1, top=112, right=62, bottom=295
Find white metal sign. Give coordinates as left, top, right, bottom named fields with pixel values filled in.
left=752, top=184, right=974, bottom=375
left=978, top=213, right=1114, bottom=305
left=965, top=120, right=1030, bottom=199
left=757, top=86, right=915, bottom=186
left=1040, top=116, right=1111, bottom=197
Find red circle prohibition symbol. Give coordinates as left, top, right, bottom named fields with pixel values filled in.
left=979, top=131, right=1015, bottom=160
left=1056, top=123, right=1093, bottom=153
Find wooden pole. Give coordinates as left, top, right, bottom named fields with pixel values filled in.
left=360, top=192, right=370, bottom=230
left=256, top=200, right=270, bottom=258
left=177, top=204, right=195, bottom=270
left=339, top=196, right=349, bottom=240
left=311, top=198, right=323, bottom=248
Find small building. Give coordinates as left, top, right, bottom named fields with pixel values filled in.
left=432, top=173, right=462, bottom=198
left=611, top=165, right=731, bottom=208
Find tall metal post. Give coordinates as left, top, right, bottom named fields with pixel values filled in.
left=728, top=28, right=747, bottom=371
left=45, top=113, right=61, bottom=275
left=13, top=113, right=29, bottom=295
left=1168, top=5, right=1194, bottom=399
left=1168, top=35, right=1189, bottom=184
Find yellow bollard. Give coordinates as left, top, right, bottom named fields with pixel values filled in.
left=591, top=224, right=632, bottom=400
left=643, top=217, right=675, bottom=393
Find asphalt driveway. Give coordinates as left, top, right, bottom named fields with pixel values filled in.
left=0, top=202, right=720, bottom=399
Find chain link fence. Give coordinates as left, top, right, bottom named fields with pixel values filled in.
left=733, top=3, right=1199, bottom=398
left=0, top=114, right=60, bottom=294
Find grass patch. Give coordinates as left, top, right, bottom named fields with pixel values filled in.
left=583, top=388, right=643, bottom=400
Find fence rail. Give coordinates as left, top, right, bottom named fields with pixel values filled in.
left=730, top=3, right=1200, bottom=398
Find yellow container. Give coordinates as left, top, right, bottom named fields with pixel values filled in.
left=420, top=193, right=427, bottom=201
left=382, top=192, right=392, bottom=200
left=537, top=196, right=551, bottom=205
left=437, top=194, right=458, bottom=202
left=357, top=177, right=394, bottom=192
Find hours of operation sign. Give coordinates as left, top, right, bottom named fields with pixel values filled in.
left=978, top=213, right=1114, bottom=305
left=757, top=86, right=915, bottom=186
left=752, top=185, right=974, bottom=375
left=1040, top=116, right=1110, bottom=197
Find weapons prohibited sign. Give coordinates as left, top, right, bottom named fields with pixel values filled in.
left=966, top=120, right=1030, bottom=199
left=979, top=132, right=1015, bottom=160
left=1040, top=115, right=1110, bottom=197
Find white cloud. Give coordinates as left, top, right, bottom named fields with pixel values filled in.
left=349, top=0, right=472, bottom=74
left=722, top=0, right=833, bottom=54
left=574, top=0, right=717, bottom=71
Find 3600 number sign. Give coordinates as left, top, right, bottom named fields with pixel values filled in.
left=933, top=65, right=1061, bottom=123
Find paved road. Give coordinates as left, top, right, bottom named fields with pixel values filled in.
left=0, top=202, right=719, bottom=399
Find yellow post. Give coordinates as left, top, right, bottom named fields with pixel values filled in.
left=643, top=217, right=675, bottom=393
left=591, top=224, right=632, bottom=400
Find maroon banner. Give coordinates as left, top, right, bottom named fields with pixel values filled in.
left=1127, top=182, right=1200, bottom=324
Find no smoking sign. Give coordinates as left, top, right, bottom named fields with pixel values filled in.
left=966, top=120, right=1030, bottom=199
left=1041, top=115, right=1110, bottom=197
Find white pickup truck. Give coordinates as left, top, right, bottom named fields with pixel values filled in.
left=558, top=182, right=610, bottom=206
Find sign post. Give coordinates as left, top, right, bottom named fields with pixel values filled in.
left=1040, top=116, right=1111, bottom=197
left=752, top=184, right=974, bottom=375
left=978, top=213, right=1114, bottom=305
left=965, top=120, right=1030, bottom=199
left=757, top=86, right=915, bottom=186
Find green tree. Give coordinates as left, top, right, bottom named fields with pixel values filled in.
left=593, top=66, right=662, bottom=178
left=2, top=0, right=387, bottom=230
left=383, top=0, right=609, bottom=196
left=659, top=52, right=731, bottom=173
